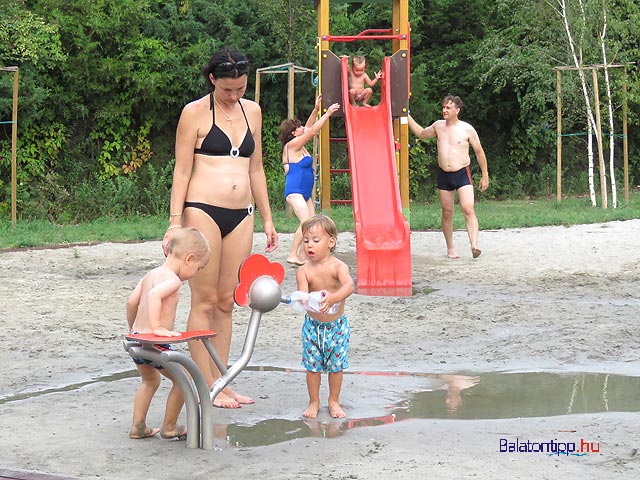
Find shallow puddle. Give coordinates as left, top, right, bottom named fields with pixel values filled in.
left=221, top=370, right=640, bottom=446
left=4, top=369, right=639, bottom=448
left=391, top=371, right=640, bottom=419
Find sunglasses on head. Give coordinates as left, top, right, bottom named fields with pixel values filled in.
left=214, top=60, right=249, bottom=73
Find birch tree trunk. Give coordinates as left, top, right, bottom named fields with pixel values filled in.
left=600, top=5, right=617, bottom=208
left=578, top=0, right=597, bottom=206
left=550, top=0, right=599, bottom=205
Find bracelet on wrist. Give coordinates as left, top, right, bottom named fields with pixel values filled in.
left=166, top=225, right=181, bottom=231
left=170, top=213, right=182, bottom=217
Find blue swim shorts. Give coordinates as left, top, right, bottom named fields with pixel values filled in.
left=301, top=314, right=350, bottom=373
left=130, top=331, right=175, bottom=370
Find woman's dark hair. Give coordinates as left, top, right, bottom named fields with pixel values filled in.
left=278, top=118, right=302, bottom=145
left=202, top=47, right=250, bottom=91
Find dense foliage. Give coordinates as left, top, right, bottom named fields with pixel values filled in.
left=0, top=0, right=638, bottom=221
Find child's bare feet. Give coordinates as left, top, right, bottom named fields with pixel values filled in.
left=447, top=249, right=460, bottom=259
left=329, top=401, right=346, bottom=418
left=303, top=401, right=320, bottom=419
left=129, top=424, right=160, bottom=439
left=160, top=424, right=187, bottom=441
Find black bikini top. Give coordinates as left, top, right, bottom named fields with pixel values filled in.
left=194, top=93, right=255, bottom=158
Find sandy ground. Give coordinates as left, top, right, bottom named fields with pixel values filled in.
left=1, top=220, right=640, bottom=479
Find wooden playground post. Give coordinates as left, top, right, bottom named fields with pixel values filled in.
left=1, top=66, right=18, bottom=224
left=392, top=0, right=410, bottom=218
left=556, top=69, right=562, bottom=202
left=623, top=66, right=629, bottom=205
left=315, top=0, right=410, bottom=214
left=288, top=64, right=295, bottom=120
left=11, top=68, right=17, bottom=223
left=254, top=62, right=317, bottom=217
left=317, top=0, right=332, bottom=213
left=555, top=63, right=630, bottom=207
left=254, top=62, right=316, bottom=119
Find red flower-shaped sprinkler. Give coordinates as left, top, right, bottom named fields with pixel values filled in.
left=233, top=253, right=285, bottom=309
left=209, top=254, right=286, bottom=401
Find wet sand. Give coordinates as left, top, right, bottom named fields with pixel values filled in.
left=1, top=221, right=639, bottom=479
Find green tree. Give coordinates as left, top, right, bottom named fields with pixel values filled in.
left=1, top=0, right=638, bottom=221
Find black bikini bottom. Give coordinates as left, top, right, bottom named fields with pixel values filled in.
left=183, top=201, right=254, bottom=238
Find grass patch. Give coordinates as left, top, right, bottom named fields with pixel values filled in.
left=1, top=193, right=639, bottom=250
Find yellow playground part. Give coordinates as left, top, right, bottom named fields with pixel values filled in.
left=313, top=0, right=412, bottom=296
left=314, top=0, right=410, bottom=219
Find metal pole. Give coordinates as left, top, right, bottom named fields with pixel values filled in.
left=209, top=308, right=263, bottom=401
left=165, top=348, right=216, bottom=450
left=125, top=344, right=201, bottom=449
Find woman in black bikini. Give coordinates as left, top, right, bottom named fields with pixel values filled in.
left=163, top=47, right=278, bottom=409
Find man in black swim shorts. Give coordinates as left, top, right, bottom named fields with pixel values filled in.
left=408, top=95, right=489, bottom=259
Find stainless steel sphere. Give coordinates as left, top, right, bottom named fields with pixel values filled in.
left=248, top=276, right=282, bottom=312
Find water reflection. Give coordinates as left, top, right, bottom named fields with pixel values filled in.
left=5, top=367, right=639, bottom=448
left=216, top=371, right=640, bottom=447
left=219, top=414, right=397, bottom=447
left=435, top=374, right=480, bottom=413
left=392, top=372, right=640, bottom=420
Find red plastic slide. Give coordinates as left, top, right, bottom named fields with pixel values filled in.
left=340, top=56, right=412, bottom=296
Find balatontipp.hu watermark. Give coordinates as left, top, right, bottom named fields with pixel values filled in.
left=499, top=437, right=601, bottom=457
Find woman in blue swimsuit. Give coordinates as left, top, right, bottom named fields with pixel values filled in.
left=278, top=95, right=340, bottom=265
left=163, top=47, right=278, bottom=409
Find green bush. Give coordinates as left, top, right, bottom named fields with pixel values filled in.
left=141, top=161, right=174, bottom=216
left=67, top=174, right=141, bottom=222
left=19, top=172, right=70, bottom=221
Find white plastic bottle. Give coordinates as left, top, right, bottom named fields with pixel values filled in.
left=285, top=291, right=339, bottom=314
left=307, top=291, right=339, bottom=314
left=286, top=291, right=310, bottom=312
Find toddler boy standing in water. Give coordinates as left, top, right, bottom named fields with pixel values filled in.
left=347, top=55, right=382, bottom=106
left=126, top=227, right=210, bottom=439
left=296, top=215, right=354, bottom=418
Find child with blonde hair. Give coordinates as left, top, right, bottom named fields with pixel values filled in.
left=127, top=227, right=210, bottom=440
left=347, top=55, right=382, bottom=106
